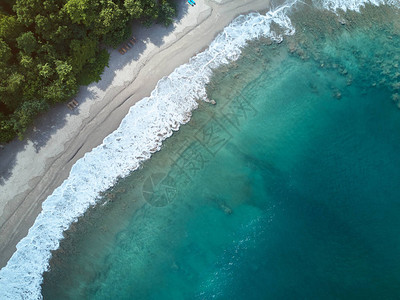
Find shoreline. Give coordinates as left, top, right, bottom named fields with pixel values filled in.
left=0, top=0, right=271, bottom=269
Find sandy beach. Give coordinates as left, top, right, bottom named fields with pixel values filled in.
left=0, top=0, right=271, bottom=268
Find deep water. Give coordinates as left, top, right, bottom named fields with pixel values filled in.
left=42, top=4, right=400, bottom=299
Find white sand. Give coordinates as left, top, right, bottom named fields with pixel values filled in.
left=0, top=0, right=271, bottom=268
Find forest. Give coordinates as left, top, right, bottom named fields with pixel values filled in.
left=0, top=0, right=177, bottom=142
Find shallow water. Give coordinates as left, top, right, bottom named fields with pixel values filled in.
left=42, top=3, right=400, bottom=299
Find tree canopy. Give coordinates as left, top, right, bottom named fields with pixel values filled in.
left=0, top=0, right=177, bottom=143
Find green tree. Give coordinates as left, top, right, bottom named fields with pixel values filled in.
left=0, top=113, right=16, bottom=142
left=22, top=75, right=45, bottom=100
left=0, top=0, right=179, bottom=143
left=44, top=77, right=77, bottom=103
left=37, top=42, right=57, bottom=59
left=69, top=37, right=97, bottom=73
left=38, top=62, right=54, bottom=79
left=102, top=23, right=131, bottom=48
left=1, top=72, right=25, bottom=110
left=124, top=0, right=175, bottom=26
left=55, top=60, right=73, bottom=81
left=158, top=0, right=176, bottom=27
left=34, top=14, right=54, bottom=40
left=77, top=49, right=109, bottom=85
left=63, top=0, right=97, bottom=26
left=13, top=0, right=43, bottom=27
left=0, top=38, right=12, bottom=64
left=124, top=0, right=144, bottom=19
left=19, top=53, right=34, bottom=68
left=6, top=72, right=25, bottom=95
left=0, top=13, right=24, bottom=43
left=16, top=31, right=38, bottom=55
left=96, top=1, right=127, bottom=33
left=95, top=0, right=130, bottom=46
left=13, top=99, right=49, bottom=139
left=51, top=24, right=74, bottom=43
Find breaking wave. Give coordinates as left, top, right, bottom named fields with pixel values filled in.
left=315, top=0, right=399, bottom=11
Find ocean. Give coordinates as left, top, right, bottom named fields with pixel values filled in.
left=1, top=0, right=400, bottom=299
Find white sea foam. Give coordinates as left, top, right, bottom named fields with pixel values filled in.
left=315, top=0, right=399, bottom=11
left=0, top=0, right=397, bottom=298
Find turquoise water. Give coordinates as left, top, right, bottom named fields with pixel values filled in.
left=42, top=4, right=400, bottom=299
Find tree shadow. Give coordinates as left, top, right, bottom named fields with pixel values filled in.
left=0, top=1, right=190, bottom=186
left=0, top=139, right=27, bottom=186
left=96, top=0, right=190, bottom=93
left=0, top=103, right=81, bottom=185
